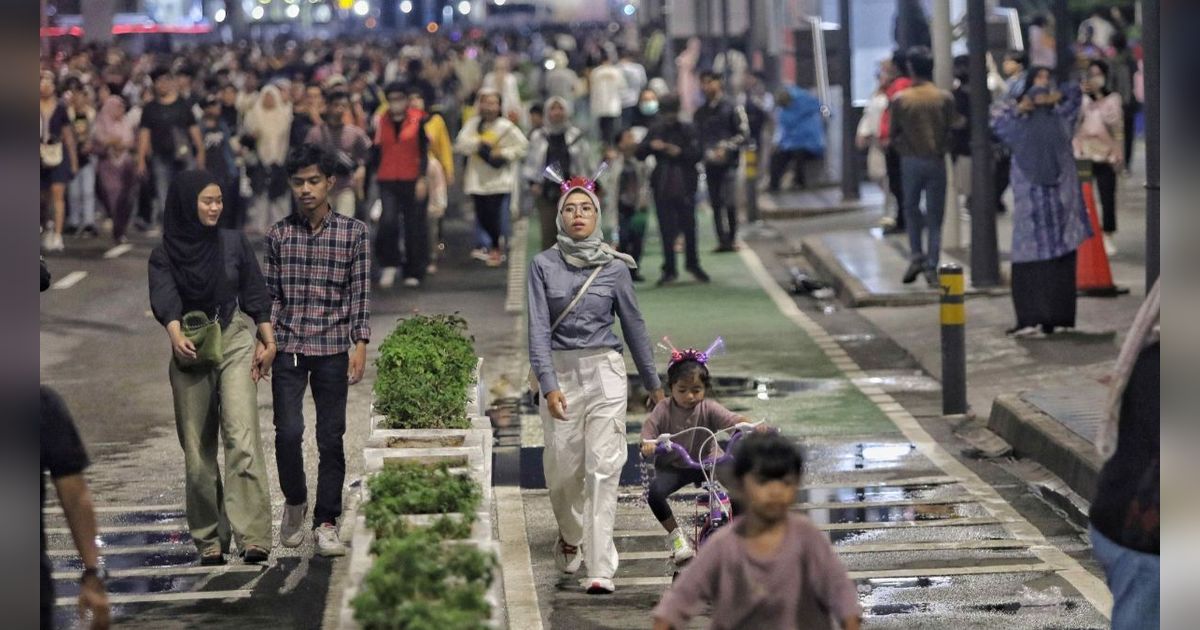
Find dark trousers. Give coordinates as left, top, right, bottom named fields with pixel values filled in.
left=706, top=164, right=738, bottom=248
left=378, top=180, right=429, bottom=278
left=472, top=193, right=506, bottom=250
left=901, top=155, right=947, bottom=270
left=885, top=145, right=905, bottom=227
left=617, top=204, right=644, bottom=266
left=272, top=352, right=349, bottom=527
left=1123, top=101, right=1138, bottom=170
left=994, top=151, right=1012, bottom=213
left=647, top=465, right=708, bottom=523
left=598, top=116, right=620, bottom=146
left=654, top=189, right=699, bottom=275
left=768, top=148, right=818, bottom=191
left=1093, top=161, right=1118, bottom=233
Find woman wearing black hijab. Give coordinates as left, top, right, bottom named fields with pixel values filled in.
left=148, top=170, right=275, bottom=565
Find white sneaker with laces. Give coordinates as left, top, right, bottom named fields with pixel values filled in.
left=379, top=267, right=397, bottom=288
left=280, top=502, right=308, bottom=548
left=552, top=537, right=582, bottom=574
left=314, top=522, right=345, bottom=557
left=584, top=577, right=615, bottom=594
left=668, top=528, right=694, bottom=564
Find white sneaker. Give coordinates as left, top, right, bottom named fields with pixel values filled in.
left=668, top=528, right=694, bottom=564
left=369, top=199, right=382, bottom=222
left=584, top=577, right=615, bottom=594
left=552, top=536, right=582, bottom=574
left=379, top=267, right=397, bottom=288
left=426, top=263, right=438, bottom=275
left=1103, top=233, right=1118, bottom=256
left=314, top=522, right=345, bottom=557
left=280, top=502, right=308, bottom=548
left=402, top=277, right=420, bottom=288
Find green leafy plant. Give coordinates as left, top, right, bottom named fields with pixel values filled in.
left=353, top=531, right=496, bottom=630
left=374, top=314, right=477, bottom=430
left=364, top=462, right=480, bottom=541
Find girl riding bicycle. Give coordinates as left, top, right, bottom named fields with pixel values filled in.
left=640, top=338, right=769, bottom=565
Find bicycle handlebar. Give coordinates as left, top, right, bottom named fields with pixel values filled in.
left=643, top=422, right=762, bottom=470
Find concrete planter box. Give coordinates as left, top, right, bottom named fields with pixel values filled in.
left=337, top=359, right=500, bottom=629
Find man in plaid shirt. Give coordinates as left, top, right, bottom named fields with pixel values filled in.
left=265, top=143, right=371, bottom=557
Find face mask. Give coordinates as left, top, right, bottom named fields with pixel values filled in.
left=639, top=100, right=659, bottom=116
left=1091, top=76, right=1107, bottom=90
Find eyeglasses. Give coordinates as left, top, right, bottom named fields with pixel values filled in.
left=560, top=206, right=596, bottom=217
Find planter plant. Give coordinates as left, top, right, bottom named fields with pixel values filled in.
left=374, top=314, right=477, bottom=430
left=362, top=462, right=481, bottom=541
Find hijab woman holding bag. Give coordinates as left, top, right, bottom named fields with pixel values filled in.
left=148, top=170, right=275, bottom=565
left=527, top=166, right=665, bottom=595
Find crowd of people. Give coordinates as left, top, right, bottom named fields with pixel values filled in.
left=38, top=27, right=827, bottom=292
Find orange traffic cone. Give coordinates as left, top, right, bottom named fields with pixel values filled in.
left=1076, top=179, right=1126, bottom=297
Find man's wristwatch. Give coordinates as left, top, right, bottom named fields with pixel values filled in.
left=81, top=566, right=109, bottom=584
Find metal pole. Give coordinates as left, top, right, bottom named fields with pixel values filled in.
left=932, top=0, right=959, bottom=248
left=939, top=263, right=967, bottom=415
left=967, top=0, right=1000, bottom=287
left=1143, top=0, right=1159, bottom=288
left=838, top=0, right=858, bottom=201
left=1053, top=0, right=1074, bottom=83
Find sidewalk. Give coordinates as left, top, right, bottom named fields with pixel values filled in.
left=764, top=147, right=1151, bottom=500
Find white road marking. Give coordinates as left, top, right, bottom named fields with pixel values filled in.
left=103, top=243, right=134, bottom=259
left=613, top=563, right=1057, bottom=589
left=45, top=522, right=183, bottom=535
left=53, top=564, right=265, bottom=580
left=47, top=544, right=191, bottom=558
left=737, top=244, right=1113, bottom=619
left=55, top=590, right=253, bottom=606
left=615, top=516, right=1003, bottom=539
left=496, top=486, right=544, bottom=630
left=51, top=270, right=87, bottom=290
left=42, top=503, right=185, bottom=515
left=620, top=538, right=1031, bottom=562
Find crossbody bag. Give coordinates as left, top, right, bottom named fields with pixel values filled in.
left=527, top=265, right=604, bottom=394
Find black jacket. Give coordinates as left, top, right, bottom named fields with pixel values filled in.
left=149, top=230, right=272, bottom=329
left=636, top=119, right=702, bottom=198
left=692, top=97, right=750, bottom=167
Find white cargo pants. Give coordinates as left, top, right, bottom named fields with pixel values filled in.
left=540, top=348, right=629, bottom=580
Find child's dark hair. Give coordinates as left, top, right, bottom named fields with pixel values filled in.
left=666, top=358, right=711, bottom=391
left=733, top=432, right=804, bottom=481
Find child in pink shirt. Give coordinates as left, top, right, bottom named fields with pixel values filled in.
left=652, top=432, right=862, bottom=630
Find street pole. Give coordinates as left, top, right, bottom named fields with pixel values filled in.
left=967, top=0, right=1000, bottom=287
left=932, top=0, right=959, bottom=248
left=1053, top=0, right=1074, bottom=83
left=838, top=0, right=858, bottom=201
left=1143, top=0, right=1159, bottom=288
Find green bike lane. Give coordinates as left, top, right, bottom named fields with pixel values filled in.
left=503, top=215, right=1111, bottom=629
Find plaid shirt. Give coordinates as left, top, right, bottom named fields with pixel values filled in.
left=266, top=209, right=371, bottom=356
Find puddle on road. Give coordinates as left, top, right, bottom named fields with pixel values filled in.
left=54, top=574, right=201, bottom=597
left=851, top=372, right=942, bottom=393
left=800, top=483, right=963, bottom=505
left=55, top=550, right=195, bottom=572
left=805, top=502, right=981, bottom=525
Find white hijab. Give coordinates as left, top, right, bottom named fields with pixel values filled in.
left=244, top=84, right=293, bottom=166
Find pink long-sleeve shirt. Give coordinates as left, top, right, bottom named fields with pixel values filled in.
left=653, top=514, right=862, bottom=630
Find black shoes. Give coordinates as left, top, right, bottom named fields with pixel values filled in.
left=713, top=243, right=736, bottom=253
left=686, top=266, right=711, bottom=283
left=902, top=260, right=924, bottom=284
left=242, top=546, right=270, bottom=564
left=657, top=272, right=678, bottom=286
left=923, top=268, right=939, bottom=286
left=630, top=271, right=646, bottom=283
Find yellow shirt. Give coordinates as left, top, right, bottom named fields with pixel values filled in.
left=424, top=113, right=454, bottom=182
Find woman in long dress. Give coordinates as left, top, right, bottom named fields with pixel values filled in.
left=992, top=67, right=1092, bottom=335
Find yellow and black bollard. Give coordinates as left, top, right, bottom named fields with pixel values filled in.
left=939, top=263, right=967, bottom=415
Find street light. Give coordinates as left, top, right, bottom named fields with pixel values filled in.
left=353, top=0, right=370, bottom=16
left=285, top=3, right=300, bottom=18
left=250, top=5, right=265, bottom=19
left=214, top=8, right=227, bottom=22
left=623, top=4, right=635, bottom=16
left=457, top=1, right=471, bottom=15
left=400, top=0, right=412, bottom=13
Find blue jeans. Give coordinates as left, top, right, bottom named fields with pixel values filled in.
left=474, top=193, right=510, bottom=249
left=900, top=155, right=947, bottom=270
left=67, top=157, right=96, bottom=229
left=1089, top=524, right=1159, bottom=630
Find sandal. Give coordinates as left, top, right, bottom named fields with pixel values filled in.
left=241, top=545, right=270, bottom=564
left=199, top=547, right=226, bottom=566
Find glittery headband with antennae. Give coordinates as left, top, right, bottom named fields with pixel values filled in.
left=658, top=336, right=725, bottom=368
left=544, top=162, right=609, bottom=195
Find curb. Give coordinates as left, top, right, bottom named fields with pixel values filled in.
left=800, top=236, right=1009, bottom=307
left=986, top=393, right=1103, bottom=500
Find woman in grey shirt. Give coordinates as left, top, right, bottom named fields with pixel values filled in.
left=527, top=172, right=664, bottom=595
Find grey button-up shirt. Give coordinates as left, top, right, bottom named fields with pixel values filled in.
left=527, top=249, right=662, bottom=395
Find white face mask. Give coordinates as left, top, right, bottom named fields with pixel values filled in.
left=1091, top=76, right=1107, bottom=90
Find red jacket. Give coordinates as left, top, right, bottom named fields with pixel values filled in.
left=374, top=109, right=429, bottom=182
left=879, top=76, right=913, bottom=141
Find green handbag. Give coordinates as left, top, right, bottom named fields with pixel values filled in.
left=177, top=310, right=223, bottom=370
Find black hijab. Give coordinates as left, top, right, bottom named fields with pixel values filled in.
left=162, top=170, right=226, bottom=306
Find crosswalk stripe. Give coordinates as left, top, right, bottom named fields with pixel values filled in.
left=48, top=544, right=192, bottom=558
left=42, top=504, right=185, bottom=515
left=53, top=564, right=265, bottom=580
left=55, top=590, right=253, bottom=606
left=103, top=243, right=134, bottom=259
left=614, top=516, right=1003, bottom=539
left=611, top=562, right=1056, bottom=588
left=45, top=522, right=184, bottom=535
left=51, top=271, right=87, bottom=290
left=619, top=539, right=1031, bottom=561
